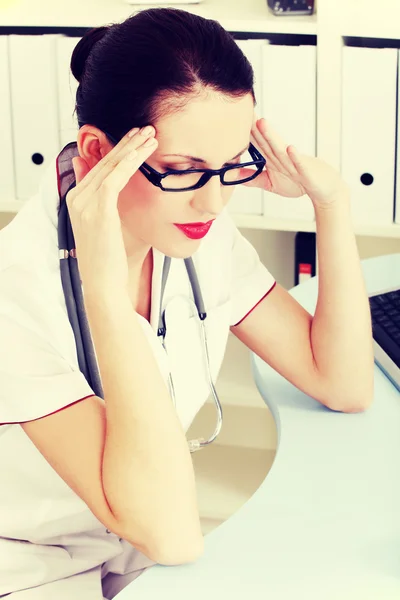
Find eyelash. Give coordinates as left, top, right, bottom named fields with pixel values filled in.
left=163, top=161, right=240, bottom=173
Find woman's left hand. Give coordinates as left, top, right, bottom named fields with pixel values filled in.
left=240, top=117, right=350, bottom=209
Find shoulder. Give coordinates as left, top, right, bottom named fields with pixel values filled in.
left=0, top=243, right=79, bottom=377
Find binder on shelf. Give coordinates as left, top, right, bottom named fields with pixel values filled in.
left=341, top=46, right=398, bottom=227
left=235, top=39, right=265, bottom=112
left=0, top=36, right=16, bottom=206
left=8, top=34, right=61, bottom=201
left=395, top=50, right=400, bottom=225
left=228, top=39, right=267, bottom=217
left=261, top=43, right=316, bottom=223
left=56, top=35, right=81, bottom=149
left=294, top=232, right=316, bottom=286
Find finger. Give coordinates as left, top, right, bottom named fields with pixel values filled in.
left=73, top=127, right=139, bottom=193
left=88, top=127, right=157, bottom=195
left=250, top=118, right=282, bottom=172
left=257, top=119, right=298, bottom=176
left=286, top=145, right=303, bottom=175
left=238, top=168, right=273, bottom=190
left=73, top=126, right=151, bottom=194
left=250, top=128, right=281, bottom=172
left=93, top=136, right=159, bottom=207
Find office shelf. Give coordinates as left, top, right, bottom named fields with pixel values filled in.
left=231, top=214, right=400, bottom=239
left=0, top=0, right=317, bottom=34
left=1, top=0, right=400, bottom=243
left=335, top=0, right=400, bottom=40
left=201, top=0, right=317, bottom=35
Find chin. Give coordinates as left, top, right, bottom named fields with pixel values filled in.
left=162, top=239, right=202, bottom=260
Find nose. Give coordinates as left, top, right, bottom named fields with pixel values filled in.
left=191, top=173, right=226, bottom=217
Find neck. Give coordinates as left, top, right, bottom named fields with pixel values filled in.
left=126, top=248, right=153, bottom=309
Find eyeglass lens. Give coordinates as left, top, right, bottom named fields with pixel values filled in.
left=161, top=148, right=260, bottom=190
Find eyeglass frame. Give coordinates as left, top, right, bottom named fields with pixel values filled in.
left=102, top=129, right=266, bottom=192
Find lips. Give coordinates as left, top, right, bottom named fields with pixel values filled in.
left=174, top=219, right=215, bottom=240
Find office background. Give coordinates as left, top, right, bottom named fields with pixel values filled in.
left=1, top=0, right=400, bottom=536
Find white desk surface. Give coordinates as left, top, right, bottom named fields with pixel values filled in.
left=115, top=253, right=400, bottom=600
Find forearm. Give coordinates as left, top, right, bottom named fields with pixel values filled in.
left=83, top=290, right=203, bottom=563
left=311, top=194, right=375, bottom=410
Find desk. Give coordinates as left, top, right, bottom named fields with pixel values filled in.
left=116, top=254, right=400, bottom=600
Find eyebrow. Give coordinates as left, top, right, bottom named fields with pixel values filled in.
left=161, top=145, right=249, bottom=163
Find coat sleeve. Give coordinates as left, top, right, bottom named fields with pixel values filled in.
left=0, top=313, right=94, bottom=426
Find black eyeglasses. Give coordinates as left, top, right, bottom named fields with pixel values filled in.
left=102, top=129, right=266, bottom=192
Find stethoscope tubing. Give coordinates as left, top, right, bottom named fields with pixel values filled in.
left=58, top=184, right=223, bottom=452
left=58, top=182, right=103, bottom=397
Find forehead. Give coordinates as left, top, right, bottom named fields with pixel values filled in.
left=153, top=92, right=254, bottom=160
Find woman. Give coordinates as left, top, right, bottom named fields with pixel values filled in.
left=0, top=7, right=374, bottom=599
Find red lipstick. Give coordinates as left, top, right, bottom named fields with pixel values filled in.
left=174, top=220, right=215, bottom=240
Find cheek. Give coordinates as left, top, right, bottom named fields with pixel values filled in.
left=118, top=171, right=194, bottom=222
left=224, top=184, right=237, bottom=203
left=117, top=171, right=156, bottom=220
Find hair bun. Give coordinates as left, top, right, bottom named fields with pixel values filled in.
left=70, top=25, right=110, bottom=84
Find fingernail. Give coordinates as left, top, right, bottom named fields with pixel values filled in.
left=128, top=127, right=139, bottom=138
left=140, top=126, right=154, bottom=136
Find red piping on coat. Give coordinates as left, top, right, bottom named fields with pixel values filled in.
left=232, top=281, right=277, bottom=327
left=0, top=394, right=96, bottom=426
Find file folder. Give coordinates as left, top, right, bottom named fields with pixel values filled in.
left=228, top=39, right=267, bottom=216
left=261, top=43, right=316, bottom=222
left=0, top=36, right=16, bottom=206
left=8, top=34, right=61, bottom=201
left=341, top=46, right=398, bottom=227
left=56, top=35, right=81, bottom=149
left=294, top=232, right=316, bottom=286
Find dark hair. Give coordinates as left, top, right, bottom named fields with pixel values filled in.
left=70, top=8, right=255, bottom=141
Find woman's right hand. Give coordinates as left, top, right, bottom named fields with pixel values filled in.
left=66, top=126, right=158, bottom=296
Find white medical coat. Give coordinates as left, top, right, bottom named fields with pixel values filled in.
left=0, top=142, right=276, bottom=598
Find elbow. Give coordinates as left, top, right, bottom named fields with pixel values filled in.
left=319, top=370, right=374, bottom=413
left=118, top=508, right=205, bottom=566
left=329, top=402, right=372, bottom=414
left=325, top=390, right=374, bottom=413
left=154, top=534, right=205, bottom=566
left=122, top=528, right=205, bottom=566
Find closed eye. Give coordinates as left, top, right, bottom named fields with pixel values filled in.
left=163, top=160, right=241, bottom=173
left=164, top=166, right=196, bottom=173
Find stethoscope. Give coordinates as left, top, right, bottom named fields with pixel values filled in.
left=57, top=180, right=223, bottom=453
